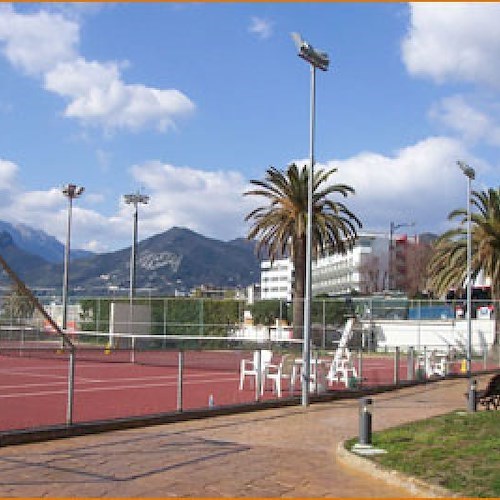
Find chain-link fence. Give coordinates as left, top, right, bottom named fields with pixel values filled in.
left=0, top=293, right=498, bottom=433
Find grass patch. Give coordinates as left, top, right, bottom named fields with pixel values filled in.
left=346, top=411, right=500, bottom=497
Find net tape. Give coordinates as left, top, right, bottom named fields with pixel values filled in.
left=0, top=326, right=304, bottom=371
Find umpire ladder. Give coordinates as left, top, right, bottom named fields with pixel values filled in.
left=327, top=317, right=358, bottom=387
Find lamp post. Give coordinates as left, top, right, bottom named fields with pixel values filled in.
left=292, top=32, right=329, bottom=407
left=124, top=192, right=149, bottom=301
left=457, top=160, right=475, bottom=379
left=61, top=184, right=84, bottom=332
left=388, top=221, right=414, bottom=291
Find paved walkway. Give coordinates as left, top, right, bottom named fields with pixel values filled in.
left=0, top=376, right=487, bottom=497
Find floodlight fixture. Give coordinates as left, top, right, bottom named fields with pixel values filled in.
left=291, top=32, right=329, bottom=71
left=457, top=160, right=476, bottom=180
left=124, top=193, right=150, bottom=206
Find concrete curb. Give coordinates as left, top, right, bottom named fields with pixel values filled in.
left=336, top=441, right=459, bottom=498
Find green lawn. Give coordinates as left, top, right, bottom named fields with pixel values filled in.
left=347, top=411, right=500, bottom=498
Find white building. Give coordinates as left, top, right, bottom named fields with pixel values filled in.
left=260, top=233, right=390, bottom=300
left=260, top=258, right=294, bottom=301
left=313, top=233, right=389, bottom=296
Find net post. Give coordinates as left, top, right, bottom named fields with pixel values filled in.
left=177, top=350, right=184, bottom=412
left=131, top=335, right=136, bottom=364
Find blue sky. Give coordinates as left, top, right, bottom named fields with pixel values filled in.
left=0, top=2, right=498, bottom=253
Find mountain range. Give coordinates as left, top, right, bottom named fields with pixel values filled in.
left=0, top=220, right=92, bottom=263
left=0, top=223, right=261, bottom=295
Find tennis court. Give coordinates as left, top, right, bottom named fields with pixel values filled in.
left=0, top=326, right=493, bottom=434
left=0, top=346, right=261, bottom=432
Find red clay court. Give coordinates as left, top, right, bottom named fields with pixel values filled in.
left=0, top=343, right=481, bottom=434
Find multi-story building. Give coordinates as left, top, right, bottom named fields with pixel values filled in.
left=260, top=233, right=391, bottom=300
left=260, top=258, right=294, bottom=301
left=312, top=233, right=389, bottom=296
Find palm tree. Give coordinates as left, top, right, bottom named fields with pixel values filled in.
left=427, top=187, right=500, bottom=340
left=245, top=163, right=362, bottom=337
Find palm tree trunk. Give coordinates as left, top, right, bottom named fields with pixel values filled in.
left=292, top=236, right=306, bottom=339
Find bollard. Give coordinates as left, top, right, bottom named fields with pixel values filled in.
left=359, top=397, right=373, bottom=446
left=467, top=379, right=477, bottom=413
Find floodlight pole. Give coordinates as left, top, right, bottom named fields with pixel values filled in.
left=62, top=184, right=84, bottom=332
left=292, top=33, right=329, bottom=407
left=124, top=192, right=149, bottom=302
left=457, top=161, right=475, bottom=379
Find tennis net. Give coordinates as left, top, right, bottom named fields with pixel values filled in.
left=0, top=326, right=303, bottom=371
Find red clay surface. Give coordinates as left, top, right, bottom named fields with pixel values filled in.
left=0, top=353, right=489, bottom=433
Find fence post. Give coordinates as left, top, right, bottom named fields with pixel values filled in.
left=177, top=351, right=183, bottom=412
left=358, top=347, right=363, bottom=388
left=322, top=300, right=326, bottom=350
left=407, top=346, right=415, bottom=381
left=394, top=346, right=400, bottom=385
left=66, top=348, right=75, bottom=425
left=256, top=349, right=262, bottom=401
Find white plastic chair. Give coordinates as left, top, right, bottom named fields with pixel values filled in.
left=262, top=354, right=298, bottom=397
left=239, top=349, right=273, bottom=391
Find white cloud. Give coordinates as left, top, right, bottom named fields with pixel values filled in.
left=0, top=5, right=195, bottom=132
left=45, top=58, right=194, bottom=131
left=0, top=136, right=488, bottom=254
left=128, top=161, right=255, bottom=240
left=0, top=159, right=18, bottom=190
left=248, top=16, right=273, bottom=40
left=0, top=4, right=78, bottom=75
left=0, top=157, right=254, bottom=251
left=430, top=95, right=500, bottom=147
left=324, top=136, right=476, bottom=234
left=402, top=3, right=500, bottom=88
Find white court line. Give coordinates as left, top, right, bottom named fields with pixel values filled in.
left=0, top=375, right=239, bottom=400
left=0, top=367, right=235, bottom=386
left=0, top=368, right=69, bottom=381
left=0, top=373, right=180, bottom=390
left=0, top=364, right=68, bottom=374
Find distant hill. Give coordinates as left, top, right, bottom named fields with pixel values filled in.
left=0, top=220, right=92, bottom=263
left=14, top=227, right=261, bottom=295
left=418, top=232, right=438, bottom=245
